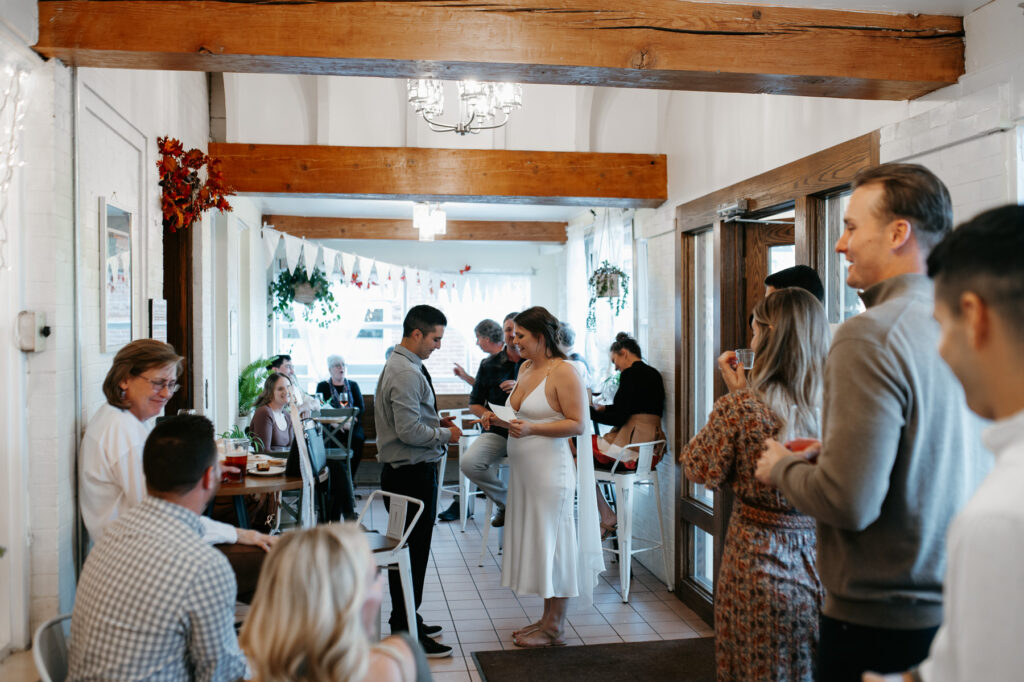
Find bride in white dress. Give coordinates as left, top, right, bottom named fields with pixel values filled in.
left=480, top=307, right=603, bottom=648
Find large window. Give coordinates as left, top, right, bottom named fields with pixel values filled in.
left=823, top=191, right=865, bottom=323
left=276, top=274, right=532, bottom=396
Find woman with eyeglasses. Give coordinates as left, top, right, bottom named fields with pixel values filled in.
left=79, top=340, right=275, bottom=567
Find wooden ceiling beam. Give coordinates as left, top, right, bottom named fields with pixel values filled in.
left=36, top=1, right=964, bottom=100
left=211, top=143, right=667, bottom=208
left=268, top=216, right=568, bottom=243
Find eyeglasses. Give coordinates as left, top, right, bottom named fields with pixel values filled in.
left=136, top=375, right=180, bottom=394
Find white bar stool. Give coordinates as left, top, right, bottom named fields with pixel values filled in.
left=478, top=456, right=510, bottom=566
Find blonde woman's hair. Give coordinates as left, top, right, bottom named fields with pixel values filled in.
left=240, top=524, right=373, bottom=681
left=254, top=372, right=289, bottom=409
left=748, top=288, right=830, bottom=439
left=101, top=339, right=183, bottom=409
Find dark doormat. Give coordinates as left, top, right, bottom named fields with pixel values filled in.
left=472, top=637, right=715, bottom=682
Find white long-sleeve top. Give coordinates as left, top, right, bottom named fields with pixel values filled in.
left=79, top=403, right=237, bottom=545
left=915, top=408, right=1024, bottom=682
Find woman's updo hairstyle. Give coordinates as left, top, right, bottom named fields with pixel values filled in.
left=513, top=307, right=566, bottom=360
left=609, top=332, right=643, bottom=359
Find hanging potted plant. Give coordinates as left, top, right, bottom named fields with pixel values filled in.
left=156, top=137, right=235, bottom=232
left=587, top=260, right=630, bottom=329
left=269, top=267, right=340, bottom=329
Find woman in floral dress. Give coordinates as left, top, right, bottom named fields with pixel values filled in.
left=681, top=287, right=830, bottom=682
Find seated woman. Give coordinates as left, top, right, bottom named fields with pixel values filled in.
left=79, top=338, right=274, bottom=599
left=590, top=332, right=666, bottom=536
left=680, top=287, right=828, bottom=681
left=240, top=523, right=431, bottom=682
left=250, top=372, right=295, bottom=453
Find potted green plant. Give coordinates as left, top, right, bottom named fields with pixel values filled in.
left=269, top=267, right=340, bottom=329
left=219, top=424, right=264, bottom=453
left=238, top=357, right=270, bottom=419
left=587, top=260, right=630, bottom=329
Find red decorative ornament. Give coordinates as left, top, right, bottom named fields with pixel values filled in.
left=459, top=265, right=472, bottom=274
left=157, top=137, right=235, bottom=233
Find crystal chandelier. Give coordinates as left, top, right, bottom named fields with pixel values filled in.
left=407, top=79, right=523, bottom=135
left=412, top=203, right=446, bottom=241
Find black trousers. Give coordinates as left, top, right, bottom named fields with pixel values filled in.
left=817, top=614, right=938, bottom=682
left=380, top=460, right=439, bottom=633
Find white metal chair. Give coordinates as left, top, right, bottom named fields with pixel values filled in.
left=477, top=456, right=510, bottom=566
left=33, top=613, right=72, bottom=682
left=436, top=408, right=482, bottom=529
left=356, top=490, right=424, bottom=640
left=595, top=439, right=672, bottom=602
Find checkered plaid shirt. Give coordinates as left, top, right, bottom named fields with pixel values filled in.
left=69, top=496, right=248, bottom=681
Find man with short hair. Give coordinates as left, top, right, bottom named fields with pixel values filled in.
left=70, top=415, right=248, bottom=681
left=453, top=312, right=522, bottom=527
left=756, top=163, right=987, bottom=681
left=453, top=318, right=505, bottom=386
left=863, top=204, right=1024, bottom=682
left=376, top=304, right=461, bottom=658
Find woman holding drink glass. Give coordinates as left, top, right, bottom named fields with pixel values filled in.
left=680, top=287, right=829, bottom=681
left=316, top=354, right=366, bottom=479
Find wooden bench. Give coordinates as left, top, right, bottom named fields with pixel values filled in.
left=362, top=393, right=470, bottom=461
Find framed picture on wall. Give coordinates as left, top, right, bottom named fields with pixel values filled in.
left=99, top=196, right=133, bottom=352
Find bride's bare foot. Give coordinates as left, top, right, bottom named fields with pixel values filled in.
left=512, top=620, right=543, bottom=638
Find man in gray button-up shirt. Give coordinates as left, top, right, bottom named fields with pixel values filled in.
left=376, top=304, right=461, bottom=657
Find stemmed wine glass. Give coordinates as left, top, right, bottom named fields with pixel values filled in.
left=337, top=389, right=350, bottom=408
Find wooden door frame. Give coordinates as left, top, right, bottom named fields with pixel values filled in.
left=672, top=131, right=879, bottom=616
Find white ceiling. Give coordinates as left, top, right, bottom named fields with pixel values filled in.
left=256, top=196, right=584, bottom=223
left=689, top=0, right=990, bottom=15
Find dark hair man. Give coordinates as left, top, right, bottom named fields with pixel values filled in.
left=865, top=204, right=1024, bottom=682
left=755, top=164, right=987, bottom=680
left=70, top=416, right=248, bottom=680
left=375, top=304, right=461, bottom=658
left=764, top=264, right=825, bottom=303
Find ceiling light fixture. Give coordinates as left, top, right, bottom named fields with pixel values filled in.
left=407, top=79, right=523, bottom=135
left=412, top=203, right=446, bottom=241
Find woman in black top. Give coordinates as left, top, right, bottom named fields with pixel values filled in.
left=316, top=355, right=365, bottom=518
left=591, top=333, right=667, bottom=535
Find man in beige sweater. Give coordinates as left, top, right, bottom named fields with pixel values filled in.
left=756, top=164, right=988, bottom=681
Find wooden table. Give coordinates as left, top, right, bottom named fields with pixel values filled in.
left=214, top=473, right=305, bottom=530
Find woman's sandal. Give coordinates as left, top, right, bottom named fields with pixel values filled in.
left=600, top=521, right=618, bottom=540
left=512, top=621, right=543, bottom=639
left=512, top=628, right=567, bottom=648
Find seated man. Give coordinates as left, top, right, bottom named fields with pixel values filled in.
left=70, top=415, right=248, bottom=681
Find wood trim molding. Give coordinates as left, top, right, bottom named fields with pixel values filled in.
left=675, top=132, right=879, bottom=233
left=268, top=215, right=567, bottom=243
left=210, top=143, right=667, bottom=208
left=36, top=1, right=963, bottom=100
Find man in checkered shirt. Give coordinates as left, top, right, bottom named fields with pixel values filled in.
left=69, top=415, right=248, bottom=681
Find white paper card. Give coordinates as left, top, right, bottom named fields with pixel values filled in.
left=488, top=401, right=517, bottom=423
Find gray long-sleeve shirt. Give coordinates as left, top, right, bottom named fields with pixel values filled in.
left=375, top=344, right=449, bottom=467
left=771, top=273, right=989, bottom=629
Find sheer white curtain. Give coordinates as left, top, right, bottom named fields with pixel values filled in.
left=565, top=221, right=588, bottom=348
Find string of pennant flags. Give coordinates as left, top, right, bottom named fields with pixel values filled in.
left=262, top=226, right=533, bottom=297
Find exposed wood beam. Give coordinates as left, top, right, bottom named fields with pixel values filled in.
left=268, top=216, right=568, bottom=243
left=36, top=1, right=964, bottom=100
left=211, top=143, right=667, bottom=208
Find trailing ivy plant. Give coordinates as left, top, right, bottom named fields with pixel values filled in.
left=268, top=267, right=340, bottom=329
left=586, top=260, right=630, bottom=329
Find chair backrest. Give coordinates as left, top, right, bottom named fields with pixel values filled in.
left=619, top=439, right=668, bottom=477
left=33, top=613, right=72, bottom=682
left=286, top=420, right=327, bottom=476
left=356, top=490, right=425, bottom=550
left=319, top=407, right=360, bottom=450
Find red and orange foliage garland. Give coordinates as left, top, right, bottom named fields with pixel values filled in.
left=157, top=136, right=235, bottom=233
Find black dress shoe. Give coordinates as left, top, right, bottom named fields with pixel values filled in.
left=438, top=500, right=461, bottom=522
left=418, top=635, right=453, bottom=658
left=421, top=623, right=443, bottom=639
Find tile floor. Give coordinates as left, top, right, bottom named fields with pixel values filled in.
left=0, top=488, right=713, bottom=682
left=365, top=490, right=713, bottom=682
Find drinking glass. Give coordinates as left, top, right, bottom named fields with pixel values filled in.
left=338, top=390, right=350, bottom=408
left=222, top=438, right=249, bottom=482
left=735, top=348, right=755, bottom=369
left=784, top=404, right=822, bottom=461
left=177, top=409, right=197, bottom=416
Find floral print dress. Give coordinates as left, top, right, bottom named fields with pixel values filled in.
left=682, top=389, right=823, bottom=682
